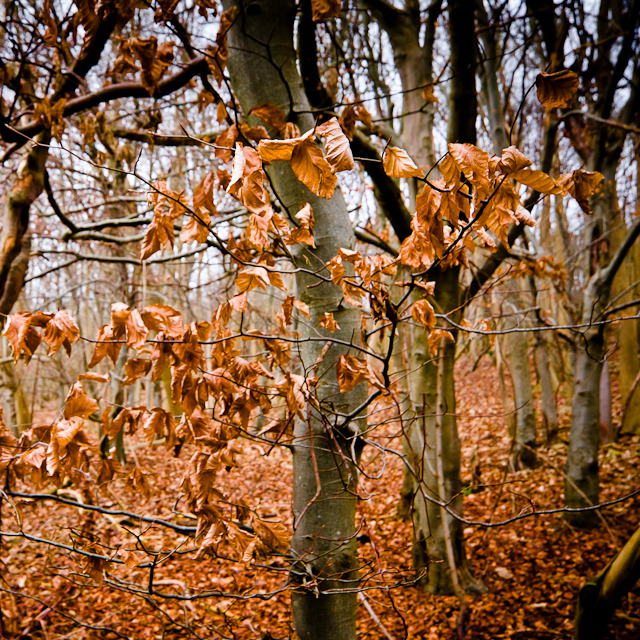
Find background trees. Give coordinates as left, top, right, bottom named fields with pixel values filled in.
left=0, top=1, right=639, bottom=639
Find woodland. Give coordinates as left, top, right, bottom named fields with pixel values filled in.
left=0, top=0, right=639, bottom=638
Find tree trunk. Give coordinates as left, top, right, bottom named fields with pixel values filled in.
left=534, top=335, right=559, bottom=445
left=404, top=0, right=481, bottom=595
left=0, top=133, right=50, bottom=325
left=599, top=359, right=613, bottom=443
left=223, top=2, right=366, bottom=638
left=408, top=268, right=484, bottom=594
left=506, top=326, right=537, bottom=469
left=565, top=164, right=620, bottom=527
left=574, top=525, right=640, bottom=640
left=565, top=328, right=603, bottom=527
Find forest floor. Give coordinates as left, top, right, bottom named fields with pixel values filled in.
left=1, top=355, right=639, bottom=639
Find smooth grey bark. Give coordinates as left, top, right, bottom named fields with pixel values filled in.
left=476, top=0, right=509, bottom=154
left=505, top=321, right=537, bottom=469
left=525, top=0, right=640, bottom=524
left=362, top=0, right=480, bottom=594
left=478, top=0, right=538, bottom=467
left=223, top=2, right=366, bottom=638
left=599, top=359, right=613, bottom=443
left=534, top=335, right=559, bottom=445
left=408, top=270, right=484, bottom=595
left=402, top=0, right=482, bottom=595
left=565, top=207, right=640, bottom=526
left=363, top=0, right=440, bottom=203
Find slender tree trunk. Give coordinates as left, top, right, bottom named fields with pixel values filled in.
left=0, top=133, right=50, bottom=324
left=224, top=2, right=365, bottom=638
left=534, top=335, right=559, bottom=445
left=404, top=0, right=482, bottom=595
left=506, top=324, right=537, bottom=469
left=408, top=269, right=484, bottom=594
left=599, top=359, right=613, bottom=443
left=565, top=165, right=620, bottom=526
left=565, top=327, right=603, bottom=527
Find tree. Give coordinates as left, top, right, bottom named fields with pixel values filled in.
left=1, top=2, right=639, bottom=639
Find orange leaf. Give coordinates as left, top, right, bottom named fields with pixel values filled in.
left=235, top=267, right=271, bottom=292
left=496, top=146, right=532, bottom=174
left=63, top=381, right=98, bottom=419
left=382, top=146, right=423, bottom=178
left=412, top=299, right=437, bottom=332
left=311, top=0, right=341, bottom=21
left=249, top=103, right=286, bottom=133
left=448, top=143, right=489, bottom=185
left=126, top=309, right=149, bottom=349
left=557, top=169, right=604, bottom=215
left=288, top=203, right=316, bottom=247
left=42, top=310, right=80, bottom=356
left=257, top=136, right=303, bottom=163
left=336, top=354, right=368, bottom=393
left=193, top=173, right=216, bottom=214
left=78, top=372, right=110, bottom=383
left=180, top=210, right=211, bottom=243
left=88, top=324, right=121, bottom=367
left=290, top=137, right=337, bottom=198
left=421, top=84, right=439, bottom=103
left=536, top=70, right=579, bottom=109
left=142, top=407, right=176, bottom=445
left=123, top=358, right=152, bottom=384
left=315, top=117, right=355, bottom=172
left=2, top=312, right=43, bottom=364
left=509, top=168, right=564, bottom=195
left=319, top=312, right=340, bottom=332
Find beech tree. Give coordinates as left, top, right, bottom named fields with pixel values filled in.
left=1, top=2, right=640, bottom=639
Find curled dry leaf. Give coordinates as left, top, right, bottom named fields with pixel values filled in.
left=557, top=169, right=604, bottom=215
left=141, top=303, right=184, bottom=337
left=78, top=372, right=110, bottom=383
left=422, top=84, right=439, bottom=103
left=111, top=302, right=131, bottom=329
left=142, top=407, right=176, bottom=445
left=43, top=310, right=80, bottom=356
left=249, top=103, right=286, bottom=133
left=414, top=280, right=436, bottom=295
left=125, top=309, right=149, bottom=350
left=63, top=381, right=98, bottom=419
left=535, top=69, right=579, bottom=109
left=427, top=328, right=454, bottom=356
left=288, top=203, right=316, bottom=247
left=336, top=354, right=370, bottom=393
left=315, top=117, right=355, bottom=172
left=412, top=299, right=437, bottom=332
left=311, top=0, right=341, bottom=22
left=229, top=292, right=247, bottom=312
left=123, top=357, right=152, bottom=384
left=514, top=204, right=536, bottom=226
left=340, top=105, right=357, bottom=140
left=46, top=417, right=84, bottom=476
left=88, top=324, right=121, bottom=368
left=477, top=227, right=496, bottom=248
left=3, top=312, right=44, bottom=364
left=290, top=136, right=337, bottom=199
left=256, top=138, right=299, bottom=163
left=497, top=146, right=532, bottom=174
left=319, top=312, right=340, bottom=332
left=382, top=146, right=423, bottom=178
left=235, top=267, right=271, bottom=292
left=294, top=299, right=310, bottom=319
left=448, top=143, right=489, bottom=185
left=509, top=168, right=564, bottom=195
